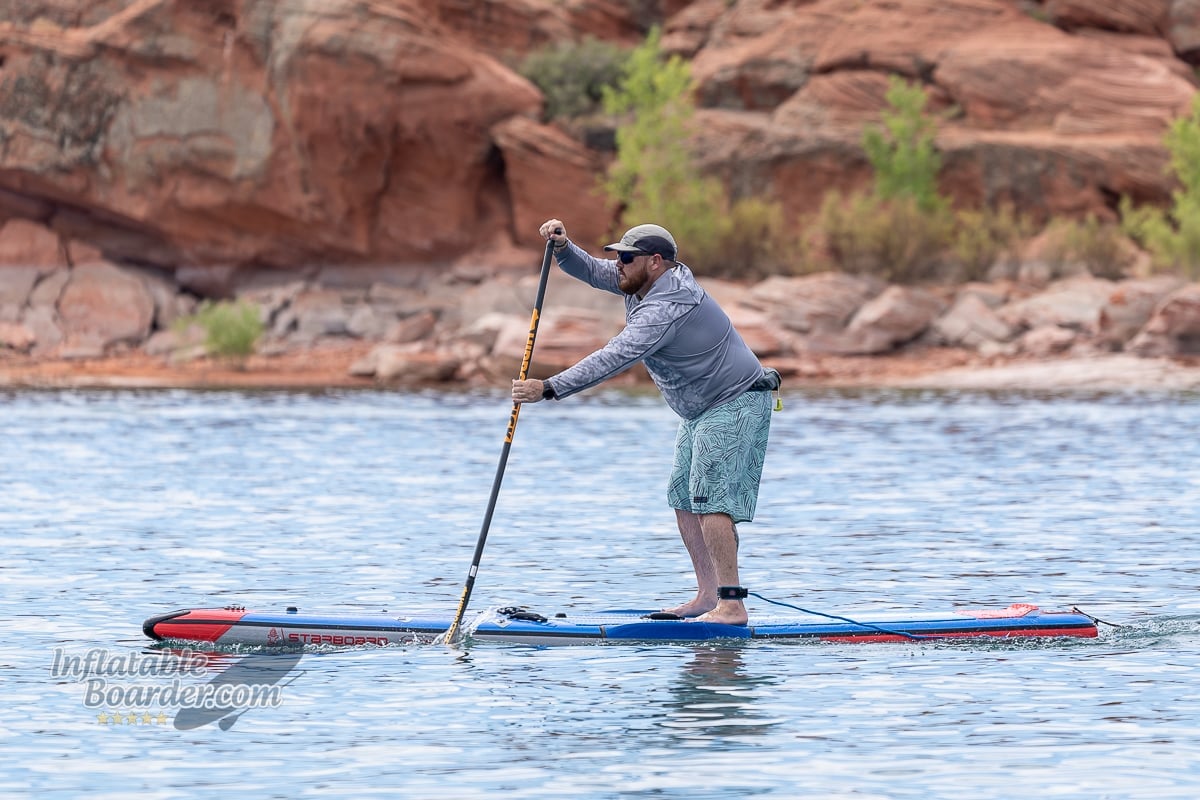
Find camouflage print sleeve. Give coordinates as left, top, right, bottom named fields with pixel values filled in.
left=546, top=299, right=681, bottom=400
left=552, top=240, right=623, bottom=296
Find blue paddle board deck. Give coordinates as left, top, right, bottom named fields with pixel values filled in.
left=144, top=602, right=1098, bottom=646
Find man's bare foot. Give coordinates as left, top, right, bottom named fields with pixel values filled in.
left=692, top=602, right=748, bottom=626
left=661, top=599, right=715, bottom=619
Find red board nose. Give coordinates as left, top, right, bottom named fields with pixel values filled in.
left=143, top=608, right=246, bottom=642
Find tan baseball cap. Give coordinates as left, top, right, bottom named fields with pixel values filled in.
left=604, top=224, right=678, bottom=261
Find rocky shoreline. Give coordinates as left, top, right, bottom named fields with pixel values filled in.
left=5, top=213, right=1200, bottom=393
left=4, top=245, right=1200, bottom=393
left=4, top=342, right=1200, bottom=394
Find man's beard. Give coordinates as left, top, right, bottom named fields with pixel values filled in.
left=618, top=269, right=645, bottom=296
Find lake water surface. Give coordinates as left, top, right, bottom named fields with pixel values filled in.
left=2, top=387, right=1199, bottom=798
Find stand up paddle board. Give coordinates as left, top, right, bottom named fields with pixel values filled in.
left=144, top=602, right=1098, bottom=647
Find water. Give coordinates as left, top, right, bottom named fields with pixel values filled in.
left=2, top=386, right=1199, bottom=798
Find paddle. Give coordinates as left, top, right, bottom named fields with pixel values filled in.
left=442, top=232, right=559, bottom=644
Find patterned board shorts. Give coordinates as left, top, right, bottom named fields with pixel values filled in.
left=667, top=389, right=772, bottom=524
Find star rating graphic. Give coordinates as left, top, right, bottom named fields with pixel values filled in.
left=96, top=710, right=171, bottom=725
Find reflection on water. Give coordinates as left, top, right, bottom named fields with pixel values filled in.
left=2, top=388, right=1200, bottom=798
left=661, top=647, right=781, bottom=740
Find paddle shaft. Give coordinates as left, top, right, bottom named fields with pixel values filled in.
left=444, top=235, right=557, bottom=643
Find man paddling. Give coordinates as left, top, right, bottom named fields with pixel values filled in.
left=512, top=219, right=778, bottom=625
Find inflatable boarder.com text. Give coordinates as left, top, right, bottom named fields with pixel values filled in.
left=51, top=647, right=296, bottom=728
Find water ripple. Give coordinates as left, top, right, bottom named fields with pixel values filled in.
left=2, top=387, right=1199, bottom=798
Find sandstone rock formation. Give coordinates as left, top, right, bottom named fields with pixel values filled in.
left=1130, top=283, right=1200, bottom=354
left=0, top=0, right=548, bottom=274
left=682, top=0, right=1197, bottom=223
left=3, top=0, right=1200, bottom=384
left=1, top=0, right=1197, bottom=281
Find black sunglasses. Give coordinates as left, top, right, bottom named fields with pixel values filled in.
left=617, top=250, right=650, bottom=265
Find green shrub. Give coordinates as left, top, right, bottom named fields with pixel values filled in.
left=520, top=37, right=626, bottom=121
left=1120, top=94, right=1200, bottom=277
left=814, top=191, right=953, bottom=283
left=950, top=204, right=1033, bottom=282
left=601, top=27, right=722, bottom=258
left=1043, top=214, right=1132, bottom=280
left=807, top=75, right=958, bottom=283
left=705, top=196, right=805, bottom=280
left=180, top=300, right=263, bottom=359
left=862, top=75, right=948, bottom=214
left=1121, top=193, right=1200, bottom=278
left=598, top=28, right=800, bottom=276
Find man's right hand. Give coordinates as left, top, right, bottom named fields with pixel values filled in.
left=539, top=219, right=567, bottom=247
left=512, top=378, right=545, bottom=404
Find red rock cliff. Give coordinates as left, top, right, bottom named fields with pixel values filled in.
left=0, top=0, right=1197, bottom=283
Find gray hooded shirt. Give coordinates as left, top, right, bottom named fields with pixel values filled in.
left=543, top=241, right=764, bottom=420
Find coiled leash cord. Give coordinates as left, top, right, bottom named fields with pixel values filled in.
left=1070, top=606, right=1127, bottom=629
left=747, top=591, right=931, bottom=641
